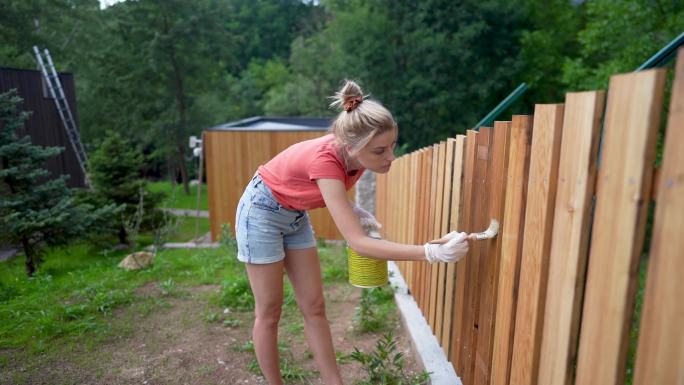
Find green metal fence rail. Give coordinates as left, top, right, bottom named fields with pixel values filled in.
left=473, top=82, right=528, bottom=131
left=472, top=30, right=684, bottom=132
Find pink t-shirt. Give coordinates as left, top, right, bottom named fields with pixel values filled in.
left=258, top=134, right=365, bottom=211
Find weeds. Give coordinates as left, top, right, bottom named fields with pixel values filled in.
left=246, top=344, right=317, bottom=383
left=222, top=318, right=241, bottom=328
left=350, top=332, right=430, bottom=385
left=219, top=276, right=254, bottom=310
left=202, top=311, right=221, bottom=324
left=158, top=278, right=178, bottom=296
left=354, top=286, right=396, bottom=333
left=121, top=186, right=145, bottom=251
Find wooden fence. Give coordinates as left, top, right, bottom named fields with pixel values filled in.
left=375, top=49, right=684, bottom=385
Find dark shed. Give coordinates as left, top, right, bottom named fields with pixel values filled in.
left=0, top=67, right=86, bottom=188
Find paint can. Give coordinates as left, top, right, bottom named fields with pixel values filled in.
left=347, top=245, right=388, bottom=288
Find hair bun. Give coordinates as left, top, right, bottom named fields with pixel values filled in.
left=330, top=80, right=364, bottom=112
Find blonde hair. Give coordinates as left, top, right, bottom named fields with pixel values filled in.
left=329, top=80, right=397, bottom=156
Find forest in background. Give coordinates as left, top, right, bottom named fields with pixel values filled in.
left=1, top=0, right=682, bottom=185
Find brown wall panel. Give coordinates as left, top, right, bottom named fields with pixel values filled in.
left=204, top=130, right=347, bottom=241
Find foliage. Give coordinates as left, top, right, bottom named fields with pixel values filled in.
left=562, top=0, right=684, bottom=91
left=267, top=0, right=528, bottom=150
left=354, top=285, right=396, bottom=333
left=88, top=130, right=165, bottom=245
left=2, top=0, right=681, bottom=170
left=350, top=332, right=430, bottom=385
left=70, top=0, right=318, bottom=193
left=0, top=90, right=116, bottom=276
left=219, top=276, right=254, bottom=310
left=517, top=0, right=584, bottom=105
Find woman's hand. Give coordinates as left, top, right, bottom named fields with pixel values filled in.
left=424, top=231, right=469, bottom=263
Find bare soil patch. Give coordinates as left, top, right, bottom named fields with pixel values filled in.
left=1, top=280, right=424, bottom=384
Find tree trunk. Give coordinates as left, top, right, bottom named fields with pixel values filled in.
left=118, top=224, right=128, bottom=245
left=162, top=11, right=190, bottom=196
left=21, top=237, right=35, bottom=277
left=177, top=144, right=190, bottom=195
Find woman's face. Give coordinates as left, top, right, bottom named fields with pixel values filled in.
left=351, top=128, right=397, bottom=174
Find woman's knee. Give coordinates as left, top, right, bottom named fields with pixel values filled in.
left=299, top=294, right=326, bottom=320
left=255, top=301, right=283, bottom=326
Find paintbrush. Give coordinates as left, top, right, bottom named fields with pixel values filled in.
left=468, top=219, right=500, bottom=240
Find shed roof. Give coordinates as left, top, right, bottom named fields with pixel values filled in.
left=207, top=116, right=332, bottom=132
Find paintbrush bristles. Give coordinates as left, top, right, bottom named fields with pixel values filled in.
left=470, top=219, right=500, bottom=240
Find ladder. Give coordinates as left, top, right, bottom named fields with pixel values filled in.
left=32, top=46, right=90, bottom=187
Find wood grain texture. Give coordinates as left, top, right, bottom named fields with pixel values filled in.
left=430, top=142, right=447, bottom=331
left=575, top=68, right=666, bottom=385
left=436, top=140, right=455, bottom=343
left=633, top=48, right=684, bottom=385
left=450, top=131, right=478, bottom=371
left=204, top=131, right=344, bottom=241
left=413, top=150, right=426, bottom=303
left=459, top=127, right=491, bottom=384
left=510, top=105, right=565, bottom=385
left=422, top=148, right=435, bottom=314
left=537, top=91, right=605, bottom=385
left=490, top=115, right=533, bottom=385
left=405, top=151, right=423, bottom=289
left=474, top=121, right=511, bottom=385
left=442, top=137, right=466, bottom=357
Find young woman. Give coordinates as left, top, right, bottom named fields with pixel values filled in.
left=234, top=80, right=469, bottom=385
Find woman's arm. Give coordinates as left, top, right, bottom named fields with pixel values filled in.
left=316, top=178, right=426, bottom=261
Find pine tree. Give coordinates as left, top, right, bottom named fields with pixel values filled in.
left=88, top=130, right=164, bottom=245
left=0, top=89, right=114, bottom=276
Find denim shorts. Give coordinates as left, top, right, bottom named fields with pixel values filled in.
left=235, top=174, right=317, bottom=264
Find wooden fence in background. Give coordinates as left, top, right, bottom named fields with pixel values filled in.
left=375, top=49, right=684, bottom=385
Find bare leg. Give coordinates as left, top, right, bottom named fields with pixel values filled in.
left=284, top=247, right=343, bottom=385
left=246, top=261, right=285, bottom=385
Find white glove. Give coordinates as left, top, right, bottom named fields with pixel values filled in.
left=351, top=203, right=382, bottom=237
left=424, top=231, right=469, bottom=263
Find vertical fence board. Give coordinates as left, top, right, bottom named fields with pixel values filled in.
left=510, top=104, right=565, bottom=385
left=430, top=142, right=447, bottom=330
left=408, top=152, right=418, bottom=290
left=576, top=69, right=667, bottom=385
left=436, top=140, right=456, bottom=343
left=408, top=153, right=414, bottom=288
left=442, top=136, right=466, bottom=356
left=460, top=127, right=491, bottom=384
left=422, top=148, right=435, bottom=315
left=414, top=150, right=424, bottom=306
left=474, top=121, right=512, bottom=385
left=491, top=115, right=534, bottom=385
left=450, top=131, right=478, bottom=371
left=439, top=135, right=463, bottom=357
left=414, top=150, right=423, bottom=309
left=538, top=91, right=605, bottom=385
left=633, top=49, right=684, bottom=385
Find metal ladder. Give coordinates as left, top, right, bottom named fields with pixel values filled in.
left=33, top=46, right=90, bottom=187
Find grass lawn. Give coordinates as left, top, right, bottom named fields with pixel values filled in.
left=166, top=216, right=211, bottom=242
left=0, top=243, right=234, bottom=353
left=0, top=236, right=423, bottom=384
left=148, top=180, right=208, bottom=211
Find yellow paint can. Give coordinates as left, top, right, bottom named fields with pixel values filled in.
left=347, top=247, right=388, bottom=288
